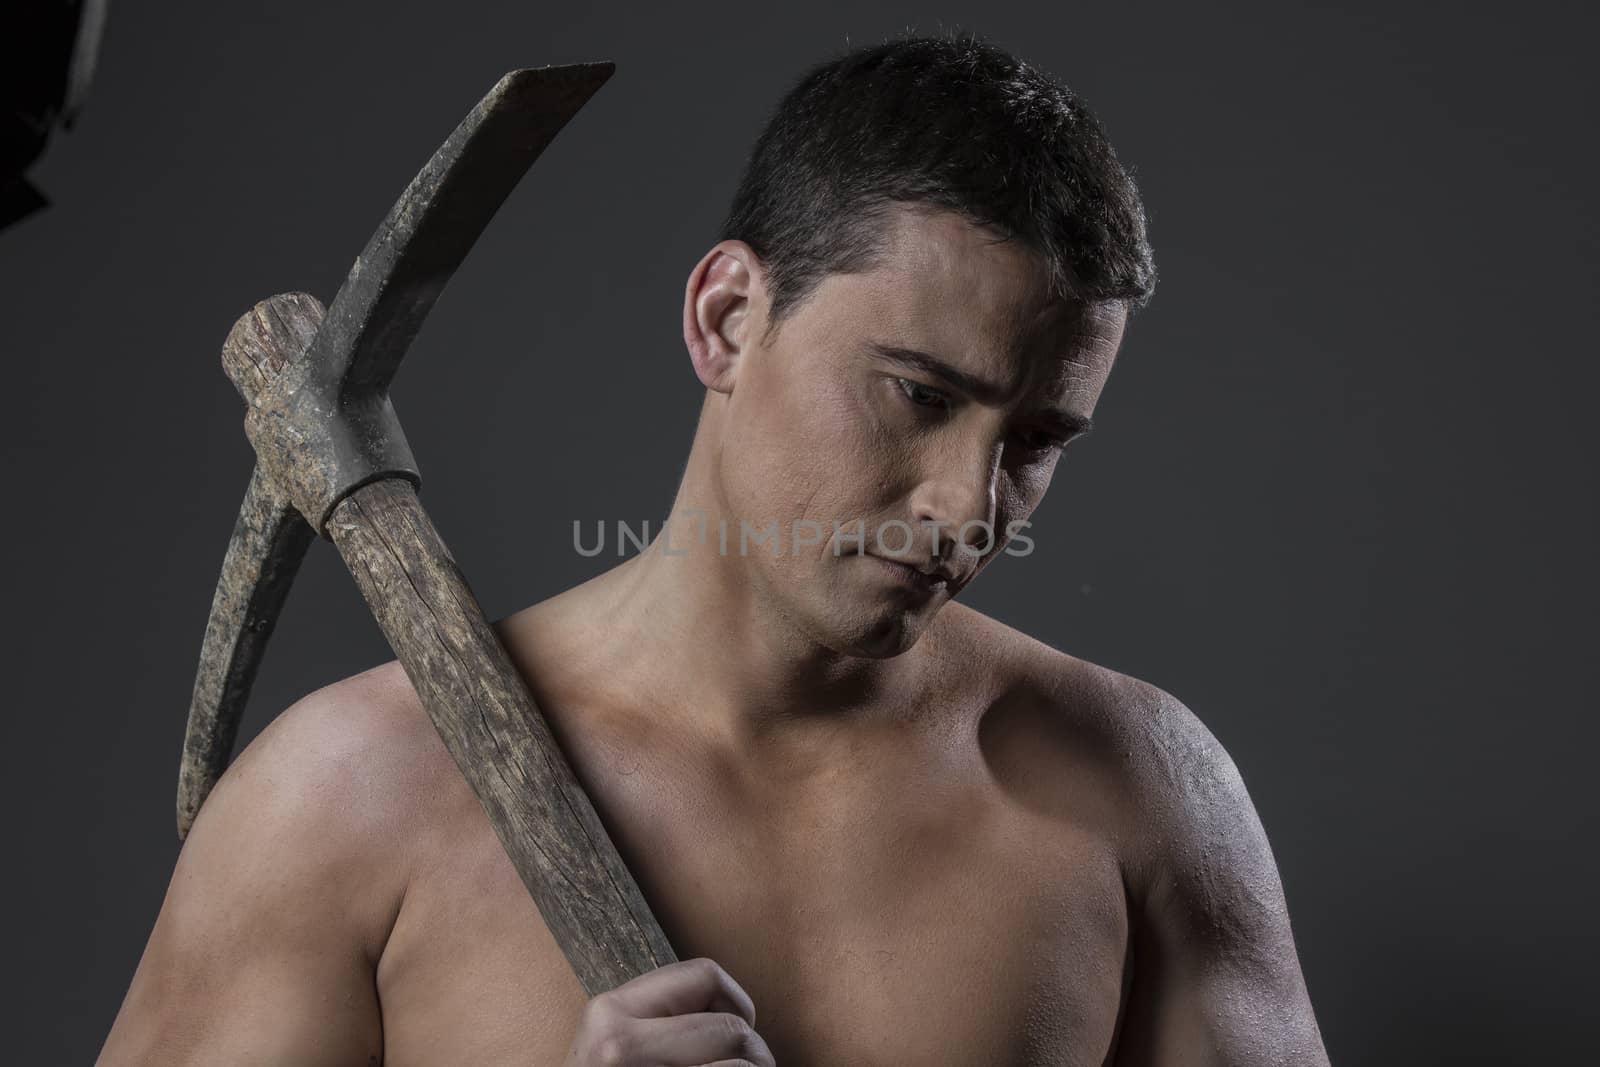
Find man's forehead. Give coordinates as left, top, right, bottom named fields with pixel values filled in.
left=856, top=207, right=1124, bottom=357
left=872, top=205, right=1046, bottom=299
left=1014, top=293, right=1126, bottom=358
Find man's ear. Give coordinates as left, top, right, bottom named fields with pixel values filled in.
left=683, top=240, right=765, bottom=393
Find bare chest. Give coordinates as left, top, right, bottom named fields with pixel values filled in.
left=376, top=721, right=1131, bottom=1066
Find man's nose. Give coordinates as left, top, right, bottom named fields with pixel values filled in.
left=909, top=440, right=1000, bottom=553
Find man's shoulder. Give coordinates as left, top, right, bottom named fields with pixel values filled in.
left=941, top=618, right=1329, bottom=1058
left=230, top=659, right=451, bottom=802
left=937, top=600, right=1203, bottom=745
left=980, top=611, right=1280, bottom=919
left=939, top=602, right=1243, bottom=864
left=194, top=659, right=470, bottom=910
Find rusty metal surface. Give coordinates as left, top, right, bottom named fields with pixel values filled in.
left=244, top=63, right=614, bottom=534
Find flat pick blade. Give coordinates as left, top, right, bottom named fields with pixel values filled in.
left=311, top=62, right=616, bottom=396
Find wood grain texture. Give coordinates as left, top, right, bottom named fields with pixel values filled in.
left=178, top=463, right=315, bottom=836
left=328, top=478, right=678, bottom=993
left=219, top=291, right=323, bottom=403
left=178, top=294, right=327, bottom=837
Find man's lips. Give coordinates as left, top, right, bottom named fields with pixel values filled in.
left=863, top=553, right=951, bottom=593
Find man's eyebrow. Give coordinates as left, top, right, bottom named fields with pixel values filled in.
left=1036, top=407, right=1095, bottom=438
left=868, top=342, right=1013, bottom=402
left=866, top=341, right=1094, bottom=436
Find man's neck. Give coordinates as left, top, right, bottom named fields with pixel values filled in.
left=575, top=516, right=929, bottom=753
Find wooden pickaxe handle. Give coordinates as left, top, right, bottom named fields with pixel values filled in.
left=195, top=294, right=678, bottom=996
left=330, top=479, right=680, bottom=996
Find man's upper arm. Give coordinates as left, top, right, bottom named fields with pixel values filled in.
left=98, top=680, right=412, bottom=1065
left=1113, top=681, right=1330, bottom=1067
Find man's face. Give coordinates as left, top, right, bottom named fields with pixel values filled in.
left=708, top=204, right=1126, bottom=658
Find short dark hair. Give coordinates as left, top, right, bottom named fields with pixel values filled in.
left=720, top=30, right=1157, bottom=344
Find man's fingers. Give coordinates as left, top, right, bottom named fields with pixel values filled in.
left=618, top=1011, right=775, bottom=1066
left=600, top=957, right=758, bottom=1027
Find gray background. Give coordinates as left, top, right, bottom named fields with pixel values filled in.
left=4, top=1, right=1595, bottom=1062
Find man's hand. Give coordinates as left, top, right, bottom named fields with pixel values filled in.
left=565, top=957, right=776, bottom=1066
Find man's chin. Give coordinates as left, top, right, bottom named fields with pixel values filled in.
left=827, top=602, right=940, bottom=659
left=770, top=562, right=943, bottom=658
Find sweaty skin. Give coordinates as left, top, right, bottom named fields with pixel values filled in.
left=99, top=205, right=1331, bottom=1065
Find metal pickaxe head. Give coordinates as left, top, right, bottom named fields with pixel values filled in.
left=179, top=62, right=615, bottom=837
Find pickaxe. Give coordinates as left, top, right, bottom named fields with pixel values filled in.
left=176, top=62, right=678, bottom=996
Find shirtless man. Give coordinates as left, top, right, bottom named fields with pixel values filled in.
left=99, top=33, right=1331, bottom=1066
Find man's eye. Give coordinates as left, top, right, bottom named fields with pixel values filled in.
left=1012, top=429, right=1069, bottom=455
left=895, top=378, right=949, bottom=409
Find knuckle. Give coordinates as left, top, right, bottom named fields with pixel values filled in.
left=592, top=1031, right=631, bottom=1067
left=718, top=1014, right=766, bottom=1059
left=691, top=955, right=727, bottom=983
left=580, top=993, right=617, bottom=1026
